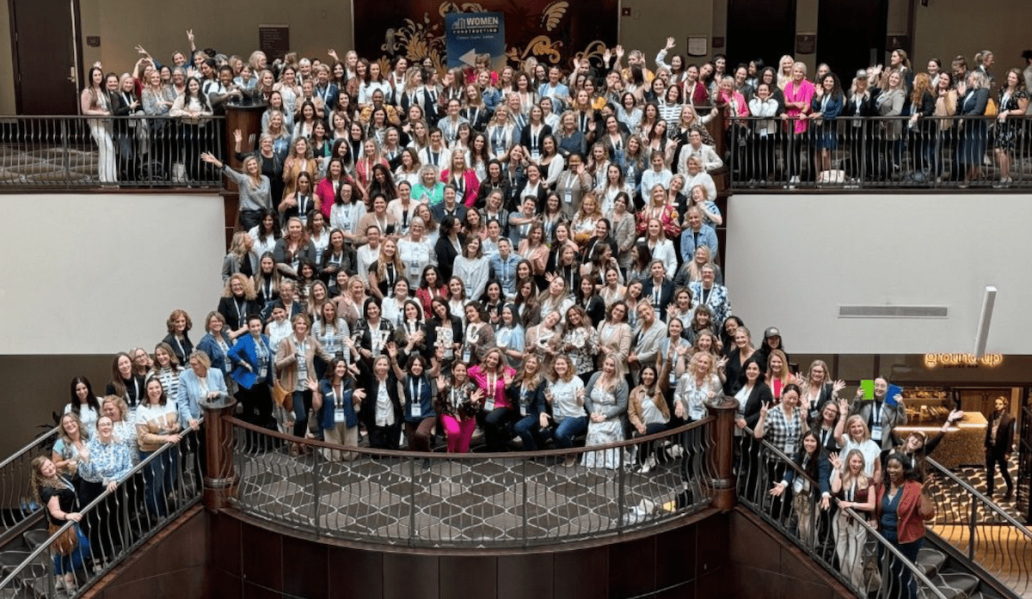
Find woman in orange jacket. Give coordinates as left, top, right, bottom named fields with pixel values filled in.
left=875, top=453, right=935, bottom=599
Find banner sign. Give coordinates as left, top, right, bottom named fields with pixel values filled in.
left=445, top=12, right=505, bottom=70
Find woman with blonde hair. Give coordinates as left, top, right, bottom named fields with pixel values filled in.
left=954, top=70, right=990, bottom=185
left=570, top=193, right=603, bottom=247
left=277, top=313, right=334, bottom=448
left=907, top=72, right=937, bottom=175
left=202, top=151, right=272, bottom=232
left=830, top=449, right=876, bottom=594
left=273, top=216, right=311, bottom=278
left=675, top=245, right=720, bottom=287
left=783, top=62, right=816, bottom=186
left=874, top=69, right=906, bottom=180
left=834, top=410, right=883, bottom=483
left=368, top=238, right=406, bottom=301
left=776, top=55, right=795, bottom=90
left=282, top=137, right=318, bottom=201
left=637, top=183, right=680, bottom=240
left=32, top=455, right=90, bottom=592
left=52, top=412, right=89, bottom=482
left=222, top=231, right=256, bottom=282
left=764, top=349, right=793, bottom=400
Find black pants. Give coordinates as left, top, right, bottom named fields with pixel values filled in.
left=369, top=423, right=402, bottom=450
left=985, top=450, right=1014, bottom=497
left=478, top=407, right=517, bottom=452
left=632, top=422, right=670, bottom=466
left=238, top=381, right=274, bottom=450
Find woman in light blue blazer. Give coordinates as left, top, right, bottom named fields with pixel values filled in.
left=178, top=350, right=229, bottom=431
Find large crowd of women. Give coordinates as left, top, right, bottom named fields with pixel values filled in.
left=59, top=33, right=1027, bottom=597
left=81, top=35, right=1032, bottom=189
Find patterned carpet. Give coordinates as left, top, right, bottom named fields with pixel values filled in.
left=232, top=446, right=708, bottom=548
left=933, top=454, right=1026, bottom=524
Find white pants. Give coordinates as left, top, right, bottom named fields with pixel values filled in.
left=834, top=512, right=868, bottom=594
left=90, top=122, right=117, bottom=183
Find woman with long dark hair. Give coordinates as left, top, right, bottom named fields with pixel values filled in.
left=81, top=66, right=117, bottom=184
left=65, top=376, right=102, bottom=433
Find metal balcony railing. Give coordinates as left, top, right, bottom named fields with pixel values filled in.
left=725, top=114, right=1032, bottom=190
left=0, top=115, right=225, bottom=189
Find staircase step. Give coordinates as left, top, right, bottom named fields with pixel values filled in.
left=19, top=531, right=47, bottom=551
left=916, top=547, right=946, bottom=577
left=0, top=588, right=34, bottom=599
left=923, top=572, right=980, bottom=599
left=0, top=551, right=30, bottom=568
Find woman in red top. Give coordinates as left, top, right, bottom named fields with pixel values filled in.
left=875, top=453, right=935, bottom=599
left=440, top=152, right=481, bottom=208
left=468, top=348, right=516, bottom=452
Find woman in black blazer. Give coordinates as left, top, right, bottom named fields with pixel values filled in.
left=433, top=216, right=465, bottom=282
left=985, top=396, right=1015, bottom=500
left=357, top=355, right=404, bottom=449
left=734, top=357, right=772, bottom=500
left=843, top=70, right=879, bottom=181
left=351, top=297, right=395, bottom=368
left=162, top=309, right=194, bottom=366
left=425, top=298, right=465, bottom=368
left=218, top=273, right=261, bottom=339
left=518, top=105, right=553, bottom=162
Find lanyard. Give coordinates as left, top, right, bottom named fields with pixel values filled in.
left=235, top=298, right=246, bottom=325
left=410, top=379, right=423, bottom=404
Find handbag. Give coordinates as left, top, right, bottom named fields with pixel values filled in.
left=48, top=522, right=78, bottom=556
left=985, top=98, right=998, bottom=117
left=272, top=380, right=292, bottom=411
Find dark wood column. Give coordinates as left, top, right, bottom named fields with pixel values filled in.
left=200, top=397, right=239, bottom=510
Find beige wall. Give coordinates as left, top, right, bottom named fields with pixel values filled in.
left=3, top=0, right=1031, bottom=115
left=618, top=0, right=711, bottom=67
left=77, top=0, right=354, bottom=80
left=0, top=0, right=14, bottom=113
left=726, top=194, right=1032, bottom=355
left=913, top=0, right=1032, bottom=79
left=0, top=193, right=226, bottom=355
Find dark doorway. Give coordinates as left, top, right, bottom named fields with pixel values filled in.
left=8, top=0, right=82, bottom=115
left=816, top=0, right=888, bottom=78
left=726, top=0, right=797, bottom=73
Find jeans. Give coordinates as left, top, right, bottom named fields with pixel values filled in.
left=140, top=448, right=179, bottom=519
left=548, top=415, right=588, bottom=449
left=513, top=413, right=543, bottom=451
left=292, top=389, right=313, bottom=438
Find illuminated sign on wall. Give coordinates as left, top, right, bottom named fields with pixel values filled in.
left=923, top=353, right=1004, bottom=368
